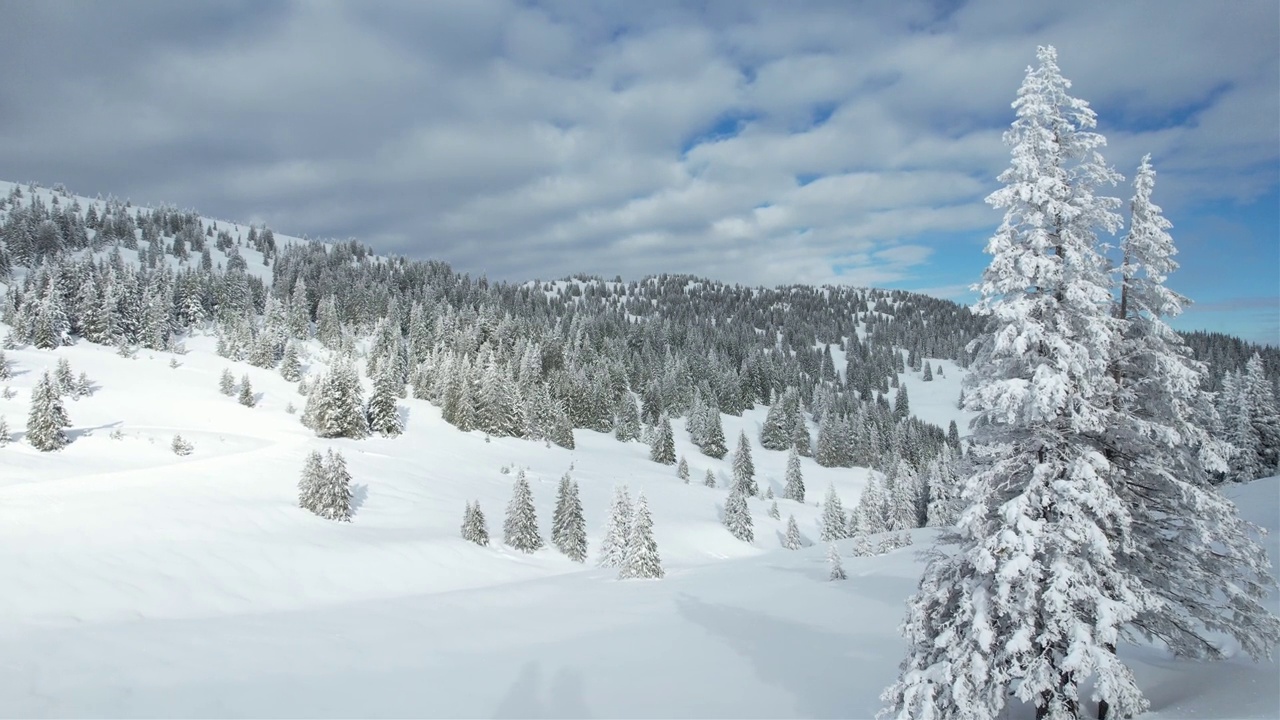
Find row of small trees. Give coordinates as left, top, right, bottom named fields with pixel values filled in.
left=460, top=471, right=664, bottom=580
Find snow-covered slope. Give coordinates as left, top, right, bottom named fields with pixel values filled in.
left=0, top=329, right=1275, bottom=717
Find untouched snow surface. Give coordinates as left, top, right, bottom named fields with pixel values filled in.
left=0, top=332, right=1276, bottom=717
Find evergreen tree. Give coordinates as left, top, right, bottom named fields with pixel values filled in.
left=699, top=406, right=728, bottom=459
left=827, top=543, right=846, bottom=581
left=461, top=501, right=490, bottom=546
left=922, top=362, right=933, bottom=381
left=732, top=430, right=757, bottom=495
left=313, top=356, right=368, bottom=439
left=238, top=374, right=256, bottom=407
left=552, top=474, right=588, bottom=562
left=791, top=405, right=813, bottom=457
left=946, top=419, right=961, bottom=449
left=649, top=413, right=676, bottom=465
left=0, top=348, right=9, bottom=381
left=598, top=485, right=633, bottom=568
left=503, top=469, right=543, bottom=553
left=619, top=493, right=663, bottom=579
left=279, top=342, right=302, bottom=382
left=760, top=398, right=791, bottom=450
left=883, top=46, right=1152, bottom=720
left=302, top=449, right=353, bottom=522
left=298, top=450, right=325, bottom=512
left=819, top=484, right=847, bottom=541
left=1105, top=157, right=1280, bottom=679
left=27, top=371, right=69, bottom=451
left=782, top=447, right=805, bottom=503
left=219, top=367, right=235, bottom=396
left=722, top=483, right=754, bottom=543
left=0, top=415, right=9, bottom=447
left=677, top=455, right=690, bottom=482
left=1243, top=353, right=1280, bottom=475
left=614, top=394, right=641, bottom=442
left=366, top=366, right=403, bottom=437
left=767, top=499, right=780, bottom=520
left=703, top=468, right=717, bottom=488
left=782, top=514, right=802, bottom=549
left=892, top=384, right=909, bottom=422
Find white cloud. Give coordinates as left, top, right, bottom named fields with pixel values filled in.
left=0, top=0, right=1273, bottom=306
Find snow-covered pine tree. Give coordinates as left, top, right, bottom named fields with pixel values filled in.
left=767, top=499, right=780, bottom=520
left=827, top=543, right=846, bottom=581
left=27, top=370, right=70, bottom=451
left=1243, top=353, right=1280, bottom=476
left=732, top=430, right=757, bottom=496
left=366, top=365, right=403, bottom=437
left=279, top=342, right=302, bottom=382
left=819, top=484, right=847, bottom=541
left=722, top=482, right=753, bottom=543
left=677, top=455, right=690, bottom=482
left=461, top=501, right=490, bottom=546
left=782, top=514, right=802, bottom=549
left=781, top=446, right=805, bottom=502
left=298, top=450, right=325, bottom=513
left=760, top=398, right=791, bottom=450
left=219, top=367, right=235, bottom=396
left=55, top=358, right=75, bottom=396
left=614, top=394, right=641, bottom=442
left=922, top=362, right=933, bottom=381
left=892, top=384, right=909, bottom=422
left=238, top=374, right=256, bottom=407
left=0, top=348, right=10, bottom=381
left=649, top=413, right=676, bottom=465
left=703, top=468, right=717, bottom=488
left=619, top=492, right=663, bottom=580
left=503, top=469, right=543, bottom=553
left=1106, top=156, right=1280, bottom=678
left=306, top=449, right=353, bottom=522
left=313, top=356, right=368, bottom=439
left=791, top=404, right=813, bottom=457
left=0, top=415, right=10, bottom=446
left=552, top=474, right=588, bottom=562
left=882, top=46, right=1153, bottom=720
left=597, top=485, right=633, bottom=568
left=699, top=405, right=728, bottom=459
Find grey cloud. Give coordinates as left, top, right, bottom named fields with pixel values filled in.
left=0, top=0, right=1273, bottom=314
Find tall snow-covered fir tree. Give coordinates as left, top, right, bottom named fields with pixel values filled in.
left=461, top=500, right=490, bottom=546
left=883, top=46, right=1155, bottom=720
left=1105, top=156, right=1280, bottom=679
left=237, top=374, right=256, bottom=407
left=722, top=482, right=753, bottom=543
left=703, top=468, right=717, bottom=488
left=219, top=367, right=235, bottom=396
left=597, top=485, right=633, bottom=568
left=731, top=430, right=757, bottom=496
left=619, top=492, right=663, bottom=580
left=551, top=473, right=588, bottom=562
left=781, top=447, right=805, bottom=503
left=298, top=450, right=325, bottom=513
left=827, top=543, right=846, bottom=581
left=302, top=449, right=353, bottom=522
left=698, top=404, right=728, bottom=459
left=782, top=514, right=803, bottom=550
left=819, top=484, right=847, bottom=541
left=366, top=365, right=404, bottom=437
left=503, top=469, right=542, bottom=553
left=649, top=413, right=676, bottom=465
left=27, top=370, right=70, bottom=451
left=312, top=355, right=368, bottom=439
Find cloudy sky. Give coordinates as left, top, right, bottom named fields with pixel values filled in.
left=1, top=0, right=1276, bottom=343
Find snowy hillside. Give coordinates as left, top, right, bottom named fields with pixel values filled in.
left=0, top=179, right=1277, bottom=718
left=1, top=332, right=1274, bottom=717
